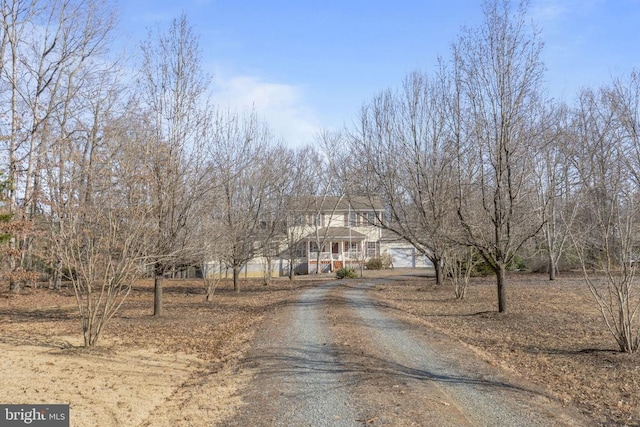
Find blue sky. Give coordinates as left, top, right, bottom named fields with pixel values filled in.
left=117, top=0, right=640, bottom=147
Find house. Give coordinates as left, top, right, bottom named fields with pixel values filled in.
left=204, top=195, right=432, bottom=279
left=288, top=196, right=385, bottom=274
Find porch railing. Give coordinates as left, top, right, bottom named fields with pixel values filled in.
left=308, top=251, right=364, bottom=261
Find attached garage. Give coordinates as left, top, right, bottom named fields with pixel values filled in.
left=388, top=247, right=415, bottom=268
left=387, top=247, right=433, bottom=269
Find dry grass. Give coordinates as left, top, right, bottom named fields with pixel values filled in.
left=0, top=278, right=317, bottom=359
left=0, top=277, right=317, bottom=426
left=372, top=272, right=640, bottom=427
left=2, top=273, right=639, bottom=426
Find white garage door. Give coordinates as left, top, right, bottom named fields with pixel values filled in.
left=389, top=247, right=416, bottom=268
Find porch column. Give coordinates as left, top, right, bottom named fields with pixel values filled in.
left=329, top=240, right=334, bottom=271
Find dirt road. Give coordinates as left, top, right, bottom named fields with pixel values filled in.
left=221, top=279, right=592, bottom=426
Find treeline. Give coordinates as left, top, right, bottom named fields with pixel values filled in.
left=0, top=1, right=318, bottom=345
left=1, top=0, right=639, bottom=352
left=343, top=1, right=640, bottom=352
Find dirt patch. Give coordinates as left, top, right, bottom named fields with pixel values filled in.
left=370, top=272, right=640, bottom=427
left=0, top=278, right=318, bottom=426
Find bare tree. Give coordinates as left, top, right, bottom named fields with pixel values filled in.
left=532, top=102, right=579, bottom=280
left=451, top=0, right=545, bottom=312
left=308, top=194, right=343, bottom=274
left=280, top=147, right=320, bottom=279
left=443, top=245, right=478, bottom=299
left=570, top=80, right=640, bottom=353
left=43, top=98, right=151, bottom=346
left=138, top=14, right=213, bottom=314
left=297, top=130, right=346, bottom=274
left=205, top=109, right=283, bottom=292
left=1, top=0, right=37, bottom=216
left=347, top=71, right=456, bottom=285
left=1, top=0, right=117, bottom=291
left=198, top=221, right=222, bottom=301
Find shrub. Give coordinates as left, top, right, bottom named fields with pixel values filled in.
left=336, top=267, right=357, bottom=279
left=365, top=254, right=393, bottom=270
left=365, top=257, right=383, bottom=270
left=507, top=254, right=527, bottom=271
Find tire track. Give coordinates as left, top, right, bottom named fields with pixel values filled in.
left=223, top=278, right=592, bottom=426
left=221, top=281, right=360, bottom=426
left=338, top=280, right=593, bottom=426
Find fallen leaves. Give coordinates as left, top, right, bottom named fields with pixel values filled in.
left=372, top=273, right=640, bottom=426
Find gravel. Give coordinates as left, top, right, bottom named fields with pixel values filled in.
left=343, top=281, right=591, bottom=427
left=271, top=283, right=360, bottom=426
left=223, top=278, right=591, bottom=426
left=221, top=281, right=360, bottom=426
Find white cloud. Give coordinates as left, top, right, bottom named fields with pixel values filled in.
left=531, top=0, right=601, bottom=24
left=212, top=74, right=320, bottom=147
left=531, top=0, right=567, bottom=23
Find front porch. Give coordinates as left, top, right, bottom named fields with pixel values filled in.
left=306, top=227, right=374, bottom=273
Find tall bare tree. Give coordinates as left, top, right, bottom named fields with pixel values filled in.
left=205, top=109, right=283, bottom=292
left=347, top=71, right=456, bottom=285
left=531, top=102, right=579, bottom=280
left=451, top=0, right=545, bottom=312
left=138, top=14, right=213, bottom=314
left=1, top=0, right=117, bottom=291
left=304, top=131, right=349, bottom=274
left=570, top=79, right=640, bottom=353
left=1, top=0, right=37, bottom=215
left=280, top=147, right=319, bottom=279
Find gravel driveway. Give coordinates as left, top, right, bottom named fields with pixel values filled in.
left=221, top=279, right=592, bottom=426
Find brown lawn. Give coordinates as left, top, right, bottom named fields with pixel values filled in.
left=0, top=272, right=638, bottom=426
left=372, top=272, right=640, bottom=427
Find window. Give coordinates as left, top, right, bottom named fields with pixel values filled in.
left=349, top=212, right=357, bottom=227
left=345, top=241, right=358, bottom=253
left=290, top=214, right=305, bottom=226
left=367, top=241, right=378, bottom=257
left=364, top=211, right=377, bottom=225
left=295, top=242, right=307, bottom=257
left=307, top=213, right=322, bottom=226
left=258, top=213, right=271, bottom=229
left=309, top=242, right=326, bottom=253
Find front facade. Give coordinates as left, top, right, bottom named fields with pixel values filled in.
left=290, top=196, right=385, bottom=274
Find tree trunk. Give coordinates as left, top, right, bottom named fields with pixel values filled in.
left=496, top=264, right=507, bottom=313
left=51, top=259, right=62, bottom=290
left=263, top=257, right=272, bottom=285
left=154, top=276, right=163, bottom=316
left=205, top=278, right=215, bottom=302
left=433, top=256, right=444, bottom=286
left=548, top=255, right=556, bottom=281
left=233, top=265, right=240, bottom=293
left=315, top=251, right=321, bottom=274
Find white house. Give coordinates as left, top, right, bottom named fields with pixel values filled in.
left=205, top=195, right=432, bottom=279
left=289, top=196, right=385, bottom=274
